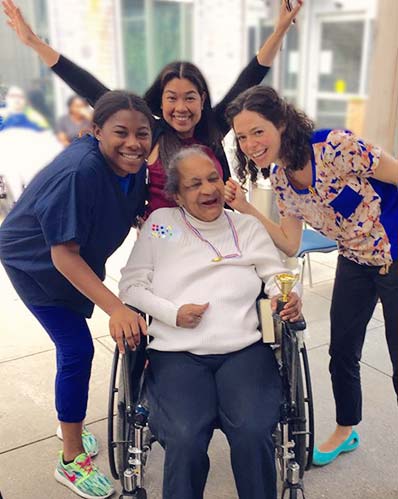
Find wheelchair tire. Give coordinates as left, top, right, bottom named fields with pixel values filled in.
left=290, top=353, right=307, bottom=479
left=108, top=346, right=120, bottom=480
left=116, top=353, right=133, bottom=482
left=300, top=345, right=314, bottom=470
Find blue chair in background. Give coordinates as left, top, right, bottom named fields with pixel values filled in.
left=297, top=228, right=338, bottom=287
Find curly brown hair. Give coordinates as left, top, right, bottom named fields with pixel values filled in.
left=225, top=85, right=314, bottom=184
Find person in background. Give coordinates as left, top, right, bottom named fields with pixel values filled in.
left=1, top=85, right=49, bottom=131
left=27, top=84, right=54, bottom=126
left=224, top=84, right=398, bottom=467
left=2, top=0, right=304, bottom=215
left=0, top=85, right=61, bottom=202
left=55, top=95, right=92, bottom=147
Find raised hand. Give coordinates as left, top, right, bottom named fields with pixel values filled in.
left=276, top=0, right=304, bottom=32
left=177, top=303, right=209, bottom=329
left=2, top=0, right=59, bottom=66
left=2, top=0, right=38, bottom=46
left=225, top=178, right=250, bottom=213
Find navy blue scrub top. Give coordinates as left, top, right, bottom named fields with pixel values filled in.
left=0, top=135, right=146, bottom=317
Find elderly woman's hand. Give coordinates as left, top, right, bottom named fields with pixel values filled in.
left=225, top=179, right=250, bottom=213
left=177, top=303, right=209, bottom=329
left=109, top=304, right=147, bottom=354
left=271, top=292, right=302, bottom=322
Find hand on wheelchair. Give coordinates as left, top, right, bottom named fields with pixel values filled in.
left=109, top=304, right=147, bottom=354
left=177, top=302, right=209, bottom=328
left=271, top=292, right=302, bottom=322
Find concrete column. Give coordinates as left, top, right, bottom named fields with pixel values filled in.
left=364, top=0, right=398, bottom=154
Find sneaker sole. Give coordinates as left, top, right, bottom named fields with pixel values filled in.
left=54, top=469, right=114, bottom=499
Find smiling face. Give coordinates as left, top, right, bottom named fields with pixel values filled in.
left=94, top=109, right=152, bottom=176
left=233, top=110, right=284, bottom=169
left=175, top=153, right=225, bottom=222
left=161, top=77, right=205, bottom=138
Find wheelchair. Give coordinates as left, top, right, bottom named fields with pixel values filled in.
left=107, top=305, right=314, bottom=499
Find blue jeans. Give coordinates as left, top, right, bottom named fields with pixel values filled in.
left=28, top=305, right=94, bottom=422
left=146, top=342, right=282, bottom=499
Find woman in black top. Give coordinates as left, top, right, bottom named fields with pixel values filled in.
left=3, top=0, right=303, bottom=214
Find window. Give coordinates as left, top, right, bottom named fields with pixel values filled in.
left=122, top=0, right=193, bottom=96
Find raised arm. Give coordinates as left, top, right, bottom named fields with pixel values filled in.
left=257, top=0, right=303, bottom=67
left=213, top=0, right=304, bottom=136
left=225, top=179, right=303, bottom=256
left=2, top=0, right=110, bottom=107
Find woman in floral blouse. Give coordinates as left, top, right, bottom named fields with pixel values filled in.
left=224, top=85, right=398, bottom=467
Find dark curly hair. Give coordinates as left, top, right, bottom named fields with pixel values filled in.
left=144, top=61, right=223, bottom=169
left=225, top=85, right=314, bottom=184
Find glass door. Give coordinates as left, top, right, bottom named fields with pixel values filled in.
left=310, top=14, right=371, bottom=129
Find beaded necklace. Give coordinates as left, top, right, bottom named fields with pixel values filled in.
left=179, top=207, right=242, bottom=263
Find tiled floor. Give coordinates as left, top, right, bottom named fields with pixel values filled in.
left=0, top=236, right=396, bottom=499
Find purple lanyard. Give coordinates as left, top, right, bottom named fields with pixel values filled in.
left=179, top=207, right=242, bottom=263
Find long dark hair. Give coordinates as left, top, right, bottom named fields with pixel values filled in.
left=144, top=61, right=223, bottom=168
left=226, top=85, right=314, bottom=184
left=93, top=90, right=154, bottom=133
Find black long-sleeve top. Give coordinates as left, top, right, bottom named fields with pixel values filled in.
left=51, top=55, right=269, bottom=210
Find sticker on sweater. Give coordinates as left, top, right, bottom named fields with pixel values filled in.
left=151, top=224, right=175, bottom=239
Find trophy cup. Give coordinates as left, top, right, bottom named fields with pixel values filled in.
left=274, top=273, right=299, bottom=314
left=257, top=273, right=299, bottom=344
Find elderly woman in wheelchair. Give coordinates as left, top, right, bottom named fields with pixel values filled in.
left=118, top=145, right=302, bottom=499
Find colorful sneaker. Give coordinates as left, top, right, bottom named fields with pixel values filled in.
left=55, top=452, right=114, bottom=499
left=56, top=425, right=99, bottom=457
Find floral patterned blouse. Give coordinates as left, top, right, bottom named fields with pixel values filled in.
left=270, top=129, right=398, bottom=267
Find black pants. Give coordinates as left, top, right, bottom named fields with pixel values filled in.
left=146, top=342, right=282, bottom=499
left=329, top=256, right=398, bottom=425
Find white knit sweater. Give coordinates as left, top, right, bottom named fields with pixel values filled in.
left=119, top=207, right=297, bottom=355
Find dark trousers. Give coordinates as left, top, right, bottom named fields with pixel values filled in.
left=329, top=256, right=398, bottom=425
left=146, top=342, right=282, bottom=499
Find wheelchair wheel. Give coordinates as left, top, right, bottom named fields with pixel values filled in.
left=108, top=346, right=136, bottom=480
left=290, top=345, right=314, bottom=478
left=108, top=346, right=120, bottom=480
left=108, top=338, right=148, bottom=483
left=116, top=348, right=136, bottom=481
left=301, top=345, right=314, bottom=470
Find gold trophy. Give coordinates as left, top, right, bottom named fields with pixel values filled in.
left=257, top=273, right=299, bottom=344
left=274, top=273, right=299, bottom=313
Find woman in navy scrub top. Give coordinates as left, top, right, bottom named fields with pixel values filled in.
left=0, top=90, right=153, bottom=499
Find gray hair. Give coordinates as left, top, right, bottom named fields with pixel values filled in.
left=164, top=145, right=216, bottom=197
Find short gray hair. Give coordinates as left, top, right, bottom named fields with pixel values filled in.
left=164, top=145, right=216, bottom=197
